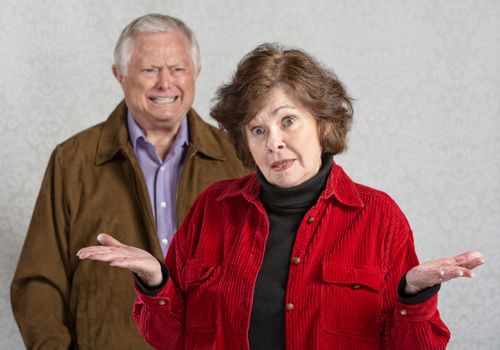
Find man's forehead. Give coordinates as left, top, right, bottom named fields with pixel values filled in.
left=129, top=33, right=192, bottom=62
left=131, top=30, right=189, bottom=48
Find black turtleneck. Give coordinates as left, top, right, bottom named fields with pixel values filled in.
left=248, top=155, right=333, bottom=350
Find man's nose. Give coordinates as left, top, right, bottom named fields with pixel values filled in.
left=156, top=70, right=172, bottom=89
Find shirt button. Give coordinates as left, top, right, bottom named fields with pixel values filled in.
left=160, top=166, right=166, bottom=172
left=400, top=309, right=408, bottom=316
left=291, top=257, right=301, bottom=265
left=160, top=201, right=167, bottom=208
left=161, top=238, right=168, bottom=245
left=285, top=303, right=294, bottom=311
left=158, top=299, right=166, bottom=306
left=306, top=217, right=315, bottom=224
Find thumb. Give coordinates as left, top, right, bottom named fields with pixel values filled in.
left=97, top=233, right=125, bottom=247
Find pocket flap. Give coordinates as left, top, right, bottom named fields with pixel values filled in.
left=322, top=263, right=383, bottom=292
left=181, top=259, right=219, bottom=292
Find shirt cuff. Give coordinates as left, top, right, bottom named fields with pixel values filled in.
left=397, top=274, right=441, bottom=305
left=132, top=260, right=169, bottom=296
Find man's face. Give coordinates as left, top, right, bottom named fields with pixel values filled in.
left=113, top=30, right=199, bottom=132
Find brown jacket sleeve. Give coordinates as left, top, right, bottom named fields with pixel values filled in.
left=11, top=148, right=73, bottom=349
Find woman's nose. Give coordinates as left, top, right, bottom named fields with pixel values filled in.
left=265, top=130, right=285, bottom=152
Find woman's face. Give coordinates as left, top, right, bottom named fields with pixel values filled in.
left=245, top=88, right=323, bottom=188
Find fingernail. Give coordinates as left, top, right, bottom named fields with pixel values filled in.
left=458, top=270, right=463, bottom=276
left=97, top=234, right=104, bottom=242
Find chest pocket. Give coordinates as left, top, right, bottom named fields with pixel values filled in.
left=181, top=259, right=221, bottom=331
left=320, top=263, right=384, bottom=339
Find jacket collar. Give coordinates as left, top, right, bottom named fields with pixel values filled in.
left=186, top=109, right=228, bottom=161
left=218, top=162, right=365, bottom=208
left=95, top=101, right=226, bottom=165
left=319, top=163, right=364, bottom=208
left=95, top=101, right=130, bottom=165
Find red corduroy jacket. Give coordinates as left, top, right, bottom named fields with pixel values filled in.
left=133, top=164, right=450, bottom=350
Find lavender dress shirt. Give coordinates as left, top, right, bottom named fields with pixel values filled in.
left=127, top=112, right=189, bottom=256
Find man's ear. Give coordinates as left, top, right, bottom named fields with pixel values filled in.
left=112, top=64, right=125, bottom=84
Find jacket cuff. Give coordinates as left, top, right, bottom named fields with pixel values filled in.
left=132, top=260, right=169, bottom=296
left=398, top=274, right=441, bottom=305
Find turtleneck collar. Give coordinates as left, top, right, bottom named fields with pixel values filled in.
left=257, top=154, right=334, bottom=211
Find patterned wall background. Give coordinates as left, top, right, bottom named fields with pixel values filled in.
left=1, top=0, right=499, bottom=348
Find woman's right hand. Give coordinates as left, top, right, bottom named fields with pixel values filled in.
left=77, top=233, right=163, bottom=287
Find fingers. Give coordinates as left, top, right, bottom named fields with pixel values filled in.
left=405, top=250, right=485, bottom=293
left=76, top=246, right=127, bottom=262
left=76, top=234, right=128, bottom=260
left=96, top=233, right=126, bottom=247
left=438, top=265, right=474, bottom=281
left=433, top=251, right=484, bottom=269
left=460, top=250, right=483, bottom=260
left=461, top=257, right=485, bottom=270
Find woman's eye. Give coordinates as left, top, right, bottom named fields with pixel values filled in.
left=251, top=127, right=265, bottom=136
left=282, top=116, right=295, bottom=127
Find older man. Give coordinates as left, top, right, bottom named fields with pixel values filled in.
left=11, top=14, right=246, bottom=349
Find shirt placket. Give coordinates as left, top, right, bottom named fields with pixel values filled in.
left=156, top=163, right=171, bottom=256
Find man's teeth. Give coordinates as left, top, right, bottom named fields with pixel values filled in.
left=151, top=96, right=176, bottom=104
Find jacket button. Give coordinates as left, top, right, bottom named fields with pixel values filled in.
left=292, top=256, right=301, bottom=265
left=306, top=217, right=315, bottom=224
left=158, top=299, right=166, bottom=306
left=285, top=303, right=294, bottom=311
left=400, top=309, right=408, bottom=315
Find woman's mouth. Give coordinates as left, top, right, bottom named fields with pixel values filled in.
left=271, top=159, right=294, bottom=171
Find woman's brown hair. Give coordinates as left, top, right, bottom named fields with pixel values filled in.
left=211, top=43, right=353, bottom=168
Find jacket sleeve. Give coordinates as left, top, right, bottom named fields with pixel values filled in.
left=132, top=261, right=185, bottom=350
left=380, top=204, right=450, bottom=349
left=132, top=192, right=205, bottom=350
left=10, top=148, right=73, bottom=349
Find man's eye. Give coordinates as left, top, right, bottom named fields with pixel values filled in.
left=171, top=67, right=186, bottom=75
left=251, top=127, right=265, bottom=136
left=142, top=68, right=158, bottom=74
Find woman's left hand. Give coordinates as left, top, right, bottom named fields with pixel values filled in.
left=405, top=250, right=484, bottom=294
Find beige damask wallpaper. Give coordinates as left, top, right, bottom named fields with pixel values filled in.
left=1, top=0, right=499, bottom=348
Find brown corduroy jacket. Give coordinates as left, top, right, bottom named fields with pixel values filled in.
left=11, top=101, right=247, bottom=349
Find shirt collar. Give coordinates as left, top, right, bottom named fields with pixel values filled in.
left=126, top=111, right=143, bottom=150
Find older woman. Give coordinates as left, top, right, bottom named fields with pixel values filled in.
left=78, top=43, right=483, bottom=350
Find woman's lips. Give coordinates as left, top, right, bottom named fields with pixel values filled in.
left=271, top=159, right=294, bottom=171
